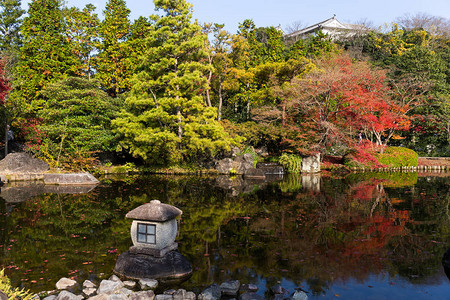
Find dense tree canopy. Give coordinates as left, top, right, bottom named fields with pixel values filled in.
left=0, top=0, right=447, bottom=168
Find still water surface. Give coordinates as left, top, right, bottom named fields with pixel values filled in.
left=0, top=172, right=449, bottom=299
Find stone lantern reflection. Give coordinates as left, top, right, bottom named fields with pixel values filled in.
left=114, top=200, right=192, bottom=281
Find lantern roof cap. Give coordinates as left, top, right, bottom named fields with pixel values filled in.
left=126, top=200, right=182, bottom=222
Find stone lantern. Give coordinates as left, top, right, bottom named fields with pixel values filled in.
left=114, top=200, right=192, bottom=281
left=127, top=200, right=181, bottom=257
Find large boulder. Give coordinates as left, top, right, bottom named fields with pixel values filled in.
left=301, top=153, right=321, bottom=173
left=215, top=158, right=241, bottom=174
left=215, top=154, right=255, bottom=175
left=235, top=154, right=255, bottom=173
left=0, top=152, right=49, bottom=174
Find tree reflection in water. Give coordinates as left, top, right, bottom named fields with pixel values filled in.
left=0, top=173, right=448, bottom=298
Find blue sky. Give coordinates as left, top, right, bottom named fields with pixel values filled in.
left=23, top=0, right=450, bottom=33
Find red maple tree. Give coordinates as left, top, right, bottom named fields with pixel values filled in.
left=279, top=53, right=410, bottom=154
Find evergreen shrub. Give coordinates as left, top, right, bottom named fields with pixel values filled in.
left=279, top=153, right=302, bottom=173
left=376, top=147, right=419, bottom=167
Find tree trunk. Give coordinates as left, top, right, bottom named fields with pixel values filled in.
left=206, top=69, right=212, bottom=107
left=175, top=58, right=183, bottom=140
left=177, top=106, right=183, bottom=139
left=218, top=79, right=223, bottom=121
left=205, top=40, right=213, bottom=107
left=87, top=54, right=91, bottom=80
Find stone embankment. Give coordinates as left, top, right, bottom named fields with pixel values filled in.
left=37, top=276, right=309, bottom=300
left=351, top=157, right=450, bottom=172
left=351, top=165, right=450, bottom=172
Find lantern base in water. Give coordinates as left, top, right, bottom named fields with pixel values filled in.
left=114, top=250, right=192, bottom=282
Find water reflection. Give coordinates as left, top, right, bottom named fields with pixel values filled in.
left=444, top=248, right=450, bottom=281
left=0, top=173, right=448, bottom=299
left=1, top=182, right=97, bottom=203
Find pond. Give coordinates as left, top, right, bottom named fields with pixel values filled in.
left=0, top=172, right=449, bottom=299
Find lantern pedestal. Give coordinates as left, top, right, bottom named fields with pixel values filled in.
left=129, top=242, right=178, bottom=258
left=114, top=250, right=192, bottom=282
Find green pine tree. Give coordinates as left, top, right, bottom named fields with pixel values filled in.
left=95, top=0, right=132, bottom=97
left=113, top=0, right=235, bottom=165
left=13, top=0, right=80, bottom=111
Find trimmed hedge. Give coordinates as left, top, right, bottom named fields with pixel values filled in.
left=376, top=147, right=419, bottom=168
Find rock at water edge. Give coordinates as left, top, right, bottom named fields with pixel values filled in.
left=83, top=280, right=96, bottom=289
left=55, top=290, right=83, bottom=300
left=56, top=278, right=78, bottom=290
left=155, top=295, right=173, bottom=300
left=240, top=292, right=264, bottom=300
left=291, top=290, right=308, bottom=300
left=129, top=290, right=155, bottom=300
left=198, top=284, right=221, bottom=300
left=220, top=280, right=240, bottom=296
left=97, top=279, right=124, bottom=295
left=139, top=278, right=158, bottom=290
